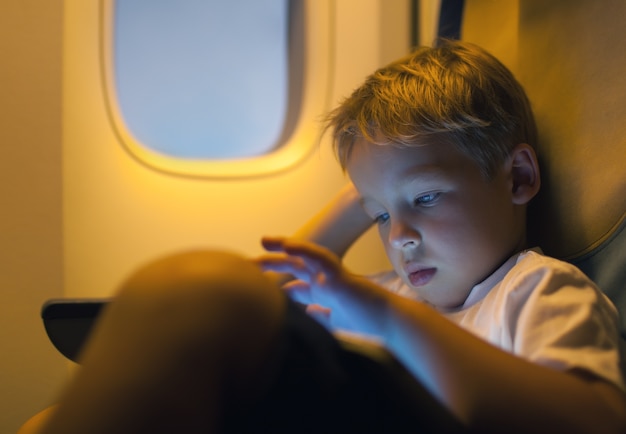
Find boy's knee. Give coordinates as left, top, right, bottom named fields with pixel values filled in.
left=125, top=249, right=281, bottom=315
left=79, top=249, right=287, bottom=374
left=121, top=249, right=276, bottom=303
left=40, top=252, right=287, bottom=434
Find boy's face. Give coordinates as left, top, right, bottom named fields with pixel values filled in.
left=347, top=138, right=527, bottom=310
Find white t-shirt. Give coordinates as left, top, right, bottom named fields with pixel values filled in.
left=369, top=249, right=626, bottom=391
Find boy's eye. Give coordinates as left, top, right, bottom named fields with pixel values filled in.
left=414, top=192, right=441, bottom=206
left=374, top=213, right=390, bottom=225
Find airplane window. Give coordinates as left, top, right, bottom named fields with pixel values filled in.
left=101, top=0, right=335, bottom=178
left=113, top=0, right=289, bottom=160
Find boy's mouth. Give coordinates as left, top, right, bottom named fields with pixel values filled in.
left=406, top=268, right=437, bottom=287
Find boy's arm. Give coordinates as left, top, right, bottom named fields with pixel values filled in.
left=291, top=182, right=373, bottom=258
left=387, top=295, right=626, bottom=434
left=262, top=182, right=372, bottom=289
left=258, top=238, right=626, bottom=434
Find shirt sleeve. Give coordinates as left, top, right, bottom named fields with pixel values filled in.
left=507, top=254, right=625, bottom=391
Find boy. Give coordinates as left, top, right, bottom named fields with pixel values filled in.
left=259, top=40, right=625, bottom=431
left=27, top=41, right=625, bottom=433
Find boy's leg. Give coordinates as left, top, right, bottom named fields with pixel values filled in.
left=39, top=250, right=288, bottom=434
left=36, top=249, right=467, bottom=434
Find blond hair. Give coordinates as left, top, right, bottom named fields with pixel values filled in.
left=324, top=40, right=537, bottom=178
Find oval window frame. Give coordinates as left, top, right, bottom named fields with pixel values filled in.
left=100, top=0, right=335, bottom=178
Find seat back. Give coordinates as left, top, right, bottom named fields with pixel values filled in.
left=462, top=0, right=626, bottom=338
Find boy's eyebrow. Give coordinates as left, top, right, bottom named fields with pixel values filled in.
left=357, top=165, right=451, bottom=208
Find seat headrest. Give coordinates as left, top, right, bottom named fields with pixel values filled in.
left=463, top=0, right=626, bottom=260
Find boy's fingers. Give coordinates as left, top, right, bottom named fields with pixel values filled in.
left=306, top=304, right=333, bottom=330
left=261, top=237, right=341, bottom=273
left=282, top=279, right=309, bottom=292
left=305, top=303, right=331, bottom=316
left=254, top=252, right=300, bottom=269
left=282, top=280, right=313, bottom=305
left=262, top=236, right=334, bottom=264
left=260, top=237, right=324, bottom=267
left=256, top=254, right=316, bottom=284
left=260, top=236, right=287, bottom=252
left=261, top=271, right=294, bottom=288
left=259, top=238, right=343, bottom=283
left=282, top=243, right=340, bottom=276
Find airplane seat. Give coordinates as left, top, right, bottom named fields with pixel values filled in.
left=462, top=0, right=626, bottom=339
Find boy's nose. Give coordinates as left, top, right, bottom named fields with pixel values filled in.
left=389, top=220, right=421, bottom=250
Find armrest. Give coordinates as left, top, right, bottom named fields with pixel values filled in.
left=42, top=298, right=111, bottom=362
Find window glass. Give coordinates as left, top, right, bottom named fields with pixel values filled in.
left=113, top=0, right=288, bottom=159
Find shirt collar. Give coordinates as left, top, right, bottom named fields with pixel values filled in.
left=457, top=247, right=542, bottom=310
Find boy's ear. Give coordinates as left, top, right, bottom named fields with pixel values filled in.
left=508, top=143, right=540, bottom=205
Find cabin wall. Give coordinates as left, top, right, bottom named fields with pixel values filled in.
left=0, top=1, right=68, bottom=432
left=62, top=0, right=406, bottom=300
left=0, top=1, right=411, bottom=431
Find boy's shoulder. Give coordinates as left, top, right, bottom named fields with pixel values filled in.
left=502, top=249, right=625, bottom=390
left=447, top=249, right=625, bottom=391
left=503, top=249, right=620, bottom=330
left=505, top=248, right=599, bottom=296
left=446, top=247, right=618, bottom=347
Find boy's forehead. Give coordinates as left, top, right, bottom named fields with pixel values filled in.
left=346, top=138, right=486, bottom=190
left=347, top=138, right=469, bottom=170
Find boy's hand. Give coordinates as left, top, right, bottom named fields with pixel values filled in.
left=257, top=236, right=388, bottom=336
